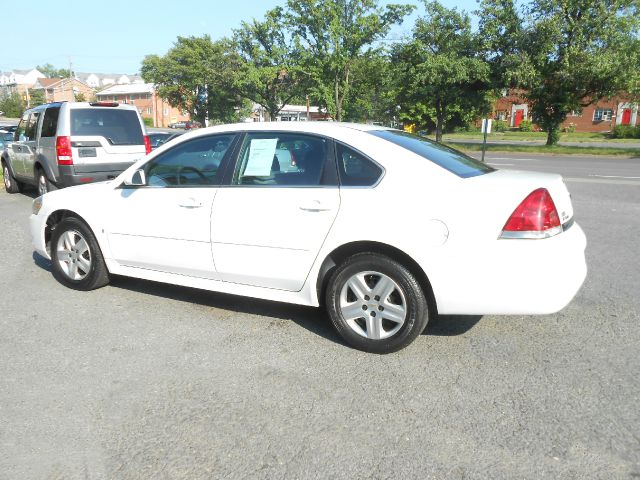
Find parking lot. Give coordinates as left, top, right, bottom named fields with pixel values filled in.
left=1, top=153, right=639, bottom=479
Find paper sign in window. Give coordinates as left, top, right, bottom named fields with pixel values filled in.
left=243, top=138, right=278, bottom=176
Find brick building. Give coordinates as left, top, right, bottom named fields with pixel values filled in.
left=95, top=83, right=190, bottom=127
left=33, top=77, right=95, bottom=103
left=494, top=90, right=639, bottom=132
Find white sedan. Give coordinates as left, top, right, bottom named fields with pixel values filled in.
left=28, top=122, right=587, bottom=353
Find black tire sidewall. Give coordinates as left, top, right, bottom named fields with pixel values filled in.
left=50, top=217, right=108, bottom=291
left=326, top=253, right=429, bottom=354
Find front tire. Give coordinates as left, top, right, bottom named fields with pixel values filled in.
left=50, top=217, right=110, bottom=291
left=325, top=253, right=429, bottom=354
left=2, top=160, right=22, bottom=194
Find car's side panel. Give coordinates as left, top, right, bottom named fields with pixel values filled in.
left=106, top=186, right=218, bottom=278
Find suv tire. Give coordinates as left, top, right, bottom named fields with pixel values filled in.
left=2, top=160, right=22, bottom=194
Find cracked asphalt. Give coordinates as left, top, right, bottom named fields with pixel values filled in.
left=1, top=154, right=639, bottom=479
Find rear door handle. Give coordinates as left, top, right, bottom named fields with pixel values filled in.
left=179, top=197, right=203, bottom=208
left=299, top=200, right=331, bottom=212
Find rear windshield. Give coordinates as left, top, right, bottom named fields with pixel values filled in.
left=70, top=108, right=143, bottom=146
left=369, top=130, right=494, bottom=178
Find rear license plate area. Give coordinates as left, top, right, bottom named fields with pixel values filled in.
left=78, top=148, right=97, bottom=158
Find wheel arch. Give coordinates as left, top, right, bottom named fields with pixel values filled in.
left=33, top=157, right=56, bottom=183
left=44, top=209, right=97, bottom=255
left=316, top=241, right=438, bottom=315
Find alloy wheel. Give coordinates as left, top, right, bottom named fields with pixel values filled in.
left=339, top=271, right=407, bottom=340
left=56, top=230, right=92, bottom=281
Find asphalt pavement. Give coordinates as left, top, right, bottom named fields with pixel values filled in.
left=0, top=153, right=639, bottom=479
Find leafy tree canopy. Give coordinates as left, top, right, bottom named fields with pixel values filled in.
left=141, top=35, right=245, bottom=124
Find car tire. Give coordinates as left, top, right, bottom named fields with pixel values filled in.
left=325, top=253, right=429, bottom=354
left=36, top=168, right=54, bottom=196
left=2, top=160, right=22, bottom=194
left=50, top=217, right=110, bottom=291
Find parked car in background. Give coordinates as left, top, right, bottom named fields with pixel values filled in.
left=0, top=125, right=17, bottom=133
left=0, top=132, right=14, bottom=151
left=148, top=132, right=183, bottom=150
left=184, top=120, right=202, bottom=130
left=168, top=121, right=186, bottom=129
left=1, top=101, right=150, bottom=196
left=29, top=122, right=587, bottom=353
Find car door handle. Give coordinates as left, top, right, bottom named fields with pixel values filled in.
left=179, top=198, right=203, bottom=208
left=299, top=200, right=332, bottom=212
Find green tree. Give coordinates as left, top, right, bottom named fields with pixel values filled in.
left=36, top=63, right=71, bottom=78
left=285, top=0, right=413, bottom=121
left=75, top=92, right=87, bottom=102
left=394, top=1, right=492, bottom=142
left=27, top=88, right=45, bottom=108
left=480, top=0, right=640, bottom=145
left=141, top=35, right=244, bottom=124
left=0, top=93, right=24, bottom=117
left=233, top=7, right=307, bottom=120
left=346, top=53, right=398, bottom=125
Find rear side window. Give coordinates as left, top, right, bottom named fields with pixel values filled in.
left=369, top=130, right=494, bottom=178
left=336, top=144, right=383, bottom=186
left=70, top=108, right=143, bottom=145
left=40, top=107, right=60, bottom=138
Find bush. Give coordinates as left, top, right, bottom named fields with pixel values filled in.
left=0, top=93, right=25, bottom=118
left=143, top=117, right=154, bottom=128
left=611, top=125, right=639, bottom=139
left=493, top=120, right=508, bottom=132
left=563, top=123, right=576, bottom=133
left=519, top=120, right=533, bottom=132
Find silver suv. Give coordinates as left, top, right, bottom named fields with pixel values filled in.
left=2, top=101, right=149, bottom=195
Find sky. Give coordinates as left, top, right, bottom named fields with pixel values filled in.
left=1, top=0, right=480, bottom=75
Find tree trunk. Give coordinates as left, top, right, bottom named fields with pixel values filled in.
left=545, top=126, right=560, bottom=146
left=335, top=73, right=342, bottom=122
left=435, top=99, right=444, bottom=143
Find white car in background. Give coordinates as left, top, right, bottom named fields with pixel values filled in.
left=29, top=122, right=587, bottom=353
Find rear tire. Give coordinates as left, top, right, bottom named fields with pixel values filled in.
left=50, top=217, right=110, bottom=291
left=325, top=253, right=429, bottom=354
left=36, top=168, right=54, bottom=196
left=2, top=160, right=22, bottom=194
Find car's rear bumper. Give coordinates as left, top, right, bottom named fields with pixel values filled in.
left=30, top=213, right=50, bottom=260
left=57, top=163, right=134, bottom=187
left=434, top=222, right=587, bottom=315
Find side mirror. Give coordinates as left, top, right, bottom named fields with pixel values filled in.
left=123, top=168, right=146, bottom=186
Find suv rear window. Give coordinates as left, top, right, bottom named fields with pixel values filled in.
left=369, top=130, right=494, bottom=178
left=70, top=108, right=143, bottom=145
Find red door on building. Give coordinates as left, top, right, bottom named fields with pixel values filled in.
left=514, top=109, right=524, bottom=127
left=621, top=108, right=632, bottom=125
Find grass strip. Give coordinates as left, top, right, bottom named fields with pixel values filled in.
left=447, top=142, right=640, bottom=157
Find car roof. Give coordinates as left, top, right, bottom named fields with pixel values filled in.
left=191, top=121, right=392, bottom=136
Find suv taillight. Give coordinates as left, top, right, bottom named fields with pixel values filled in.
left=144, top=135, right=151, bottom=154
left=500, top=188, right=561, bottom=239
left=56, top=136, right=73, bottom=165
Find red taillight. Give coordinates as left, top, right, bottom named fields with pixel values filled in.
left=144, top=135, right=151, bottom=155
left=56, top=136, right=73, bottom=165
left=501, top=188, right=561, bottom=239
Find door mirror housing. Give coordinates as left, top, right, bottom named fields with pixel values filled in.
left=123, top=168, right=146, bottom=186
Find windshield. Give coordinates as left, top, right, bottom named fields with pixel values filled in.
left=369, top=129, right=494, bottom=178
left=70, top=108, right=143, bottom=146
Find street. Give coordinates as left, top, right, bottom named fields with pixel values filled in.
left=1, top=153, right=639, bottom=479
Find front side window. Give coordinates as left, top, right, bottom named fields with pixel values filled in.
left=15, top=113, right=28, bottom=141
left=145, top=134, right=235, bottom=187
left=233, top=133, right=329, bottom=187
left=369, top=129, right=494, bottom=179
left=24, top=111, right=40, bottom=141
